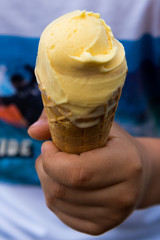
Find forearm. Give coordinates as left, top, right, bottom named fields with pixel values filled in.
left=136, top=137, right=160, bottom=208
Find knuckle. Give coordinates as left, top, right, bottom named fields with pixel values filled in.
left=121, top=190, right=137, bottom=209
left=125, top=195, right=135, bottom=208
left=87, top=224, right=106, bottom=236
left=41, top=142, right=51, bottom=174
left=70, top=166, right=90, bottom=187
left=53, top=183, right=66, bottom=199
left=35, top=157, right=40, bottom=172
left=133, top=157, right=142, bottom=176
left=45, top=194, right=56, bottom=210
left=127, top=149, right=143, bottom=178
left=42, top=156, right=50, bottom=175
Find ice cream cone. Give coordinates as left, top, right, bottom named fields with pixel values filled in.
left=41, top=87, right=122, bottom=154
left=35, top=10, right=128, bottom=154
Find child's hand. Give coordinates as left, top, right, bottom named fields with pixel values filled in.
left=29, top=113, right=150, bottom=235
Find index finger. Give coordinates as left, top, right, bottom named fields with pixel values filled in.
left=41, top=140, right=126, bottom=190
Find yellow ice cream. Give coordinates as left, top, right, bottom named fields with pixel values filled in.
left=35, top=10, right=127, bottom=118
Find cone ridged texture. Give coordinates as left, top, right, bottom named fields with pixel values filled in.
left=41, top=87, right=122, bottom=154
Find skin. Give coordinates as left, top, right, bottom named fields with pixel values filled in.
left=28, top=110, right=160, bottom=235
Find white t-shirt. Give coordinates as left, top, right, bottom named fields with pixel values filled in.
left=0, top=0, right=160, bottom=239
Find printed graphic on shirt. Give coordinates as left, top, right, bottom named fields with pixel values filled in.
left=0, top=37, right=43, bottom=127
left=0, top=64, right=43, bottom=127
left=0, top=34, right=160, bottom=184
left=0, top=122, right=42, bottom=184
left=0, top=36, right=42, bottom=184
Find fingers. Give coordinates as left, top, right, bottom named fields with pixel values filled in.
left=51, top=200, right=105, bottom=223
left=36, top=155, right=124, bottom=235
left=35, top=154, right=107, bottom=235
left=35, top=151, right=133, bottom=235
left=28, top=109, right=51, bottom=140
left=50, top=198, right=124, bottom=233
left=36, top=152, right=124, bottom=207
left=41, top=179, right=128, bottom=208
left=35, top=153, right=58, bottom=198
left=40, top=140, right=129, bottom=190
left=52, top=209, right=105, bottom=235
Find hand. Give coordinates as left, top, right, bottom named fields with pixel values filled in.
left=28, top=111, right=150, bottom=235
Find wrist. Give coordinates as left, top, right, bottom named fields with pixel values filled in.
left=135, top=137, right=160, bottom=208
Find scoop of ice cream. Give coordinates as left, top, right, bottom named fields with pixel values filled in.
left=35, top=10, right=127, bottom=117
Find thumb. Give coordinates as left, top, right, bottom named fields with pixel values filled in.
left=28, top=109, right=51, bottom=140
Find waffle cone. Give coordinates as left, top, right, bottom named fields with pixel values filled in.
left=41, top=87, right=122, bottom=154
